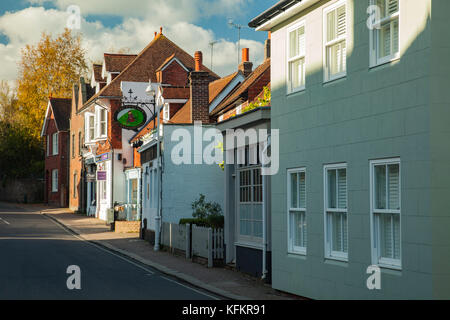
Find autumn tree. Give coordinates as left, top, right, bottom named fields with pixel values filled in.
left=0, top=80, right=19, bottom=124
left=16, top=28, right=88, bottom=138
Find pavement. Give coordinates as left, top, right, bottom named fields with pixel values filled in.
left=14, top=203, right=299, bottom=300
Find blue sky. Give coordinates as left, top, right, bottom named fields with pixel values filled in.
left=0, top=0, right=277, bottom=81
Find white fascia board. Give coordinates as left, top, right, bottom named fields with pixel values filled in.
left=138, top=139, right=158, bottom=153
left=40, top=101, right=52, bottom=137
left=161, top=57, right=189, bottom=73
left=101, top=61, right=107, bottom=80
left=255, top=0, right=321, bottom=31
left=209, top=73, right=245, bottom=113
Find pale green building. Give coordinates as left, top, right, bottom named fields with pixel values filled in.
left=250, top=0, right=450, bottom=299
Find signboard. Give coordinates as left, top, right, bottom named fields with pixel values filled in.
left=114, top=105, right=147, bottom=130
left=86, top=173, right=96, bottom=182
left=97, top=171, right=107, bottom=181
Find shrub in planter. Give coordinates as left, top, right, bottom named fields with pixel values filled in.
left=179, top=194, right=224, bottom=228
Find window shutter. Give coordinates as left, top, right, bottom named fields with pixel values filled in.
left=388, top=0, right=399, bottom=15
left=337, top=5, right=346, bottom=37
left=298, top=26, right=306, bottom=57
left=289, top=30, right=297, bottom=59
left=299, top=172, right=306, bottom=209
left=327, top=10, right=336, bottom=42
left=388, top=164, right=400, bottom=210
left=338, top=169, right=347, bottom=209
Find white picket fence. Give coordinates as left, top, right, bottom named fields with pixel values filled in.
left=161, top=222, right=224, bottom=268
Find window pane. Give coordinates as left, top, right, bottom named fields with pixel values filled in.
left=379, top=21, right=392, bottom=59
left=336, top=5, right=346, bottom=37
left=388, top=164, right=400, bottom=210
left=291, top=211, right=306, bottom=249
left=327, top=10, right=336, bottom=42
left=290, top=173, right=298, bottom=208
left=392, top=19, right=399, bottom=54
left=379, top=213, right=400, bottom=260
left=299, top=172, right=306, bottom=209
left=337, top=168, right=347, bottom=209
left=289, top=58, right=305, bottom=91
left=331, top=212, right=347, bottom=253
left=328, top=41, right=346, bottom=77
left=328, top=170, right=337, bottom=209
left=289, top=29, right=298, bottom=59
left=375, top=165, right=387, bottom=210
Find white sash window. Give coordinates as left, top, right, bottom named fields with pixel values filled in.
left=370, top=0, right=400, bottom=67
left=324, top=0, right=347, bottom=82
left=324, top=164, right=348, bottom=261
left=288, top=168, right=307, bottom=255
left=370, top=158, right=401, bottom=270
left=287, top=21, right=306, bottom=93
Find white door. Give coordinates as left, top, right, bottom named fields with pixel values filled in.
left=143, top=162, right=158, bottom=231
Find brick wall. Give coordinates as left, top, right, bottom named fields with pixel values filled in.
left=190, top=71, right=211, bottom=123
left=158, top=61, right=189, bottom=86
left=44, top=113, right=69, bottom=207
left=69, top=84, right=85, bottom=212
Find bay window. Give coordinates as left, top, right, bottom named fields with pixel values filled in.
left=288, top=168, right=307, bottom=254
left=324, top=164, right=348, bottom=260
left=324, top=0, right=347, bottom=82
left=370, top=0, right=400, bottom=67
left=370, top=158, right=401, bottom=269
left=287, top=21, right=306, bottom=93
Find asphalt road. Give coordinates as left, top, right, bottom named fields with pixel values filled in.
left=0, top=202, right=218, bottom=300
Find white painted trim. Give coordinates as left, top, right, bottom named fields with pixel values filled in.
left=209, top=73, right=245, bottom=113
left=369, top=157, right=402, bottom=270
left=255, top=0, right=321, bottom=31
left=40, top=101, right=52, bottom=137
left=323, top=163, right=348, bottom=262
left=287, top=167, right=307, bottom=256
left=369, top=0, right=401, bottom=68
left=160, top=57, right=189, bottom=73
left=323, top=0, right=348, bottom=83
left=286, top=19, right=307, bottom=95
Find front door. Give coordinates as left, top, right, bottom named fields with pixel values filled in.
left=143, top=162, right=158, bottom=231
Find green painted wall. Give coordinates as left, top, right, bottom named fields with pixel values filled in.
left=269, top=0, right=449, bottom=299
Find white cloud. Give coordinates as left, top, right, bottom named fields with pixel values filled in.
left=0, top=2, right=265, bottom=83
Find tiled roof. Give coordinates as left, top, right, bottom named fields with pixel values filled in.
left=49, top=98, right=72, bottom=131
left=170, top=71, right=240, bottom=124
left=93, top=64, right=104, bottom=83
left=104, top=53, right=137, bottom=73
left=163, top=87, right=190, bottom=99
left=83, top=33, right=219, bottom=110
left=211, top=58, right=271, bottom=116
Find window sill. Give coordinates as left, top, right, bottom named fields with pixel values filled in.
left=323, top=74, right=347, bottom=86
left=378, top=262, right=402, bottom=272
left=235, top=241, right=264, bottom=250
left=288, top=249, right=306, bottom=256
left=288, top=252, right=307, bottom=260
left=325, top=254, right=348, bottom=263
left=287, top=86, right=306, bottom=96
left=369, top=56, right=400, bottom=70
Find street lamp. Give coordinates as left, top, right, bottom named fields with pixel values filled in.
left=145, top=80, right=163, bottom=252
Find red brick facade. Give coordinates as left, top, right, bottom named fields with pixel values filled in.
left=44, top=112, right=69, bottom=207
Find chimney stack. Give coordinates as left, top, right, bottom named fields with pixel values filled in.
left=264, top=32, right=271, bottom=60
left=238, top=48, right=253, bottom=77
left=190, top=51, right=210, bottom=123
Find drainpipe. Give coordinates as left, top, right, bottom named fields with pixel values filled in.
left=261, top=135, right=271, bottom=281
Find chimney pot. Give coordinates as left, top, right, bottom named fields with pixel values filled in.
left=194, top=51, right=203, bottom=71
left=154, top=32, right=157, bottom=38
left=242, top=48, right=249, bottom=63
left=160, top=27, right=163, bottom=34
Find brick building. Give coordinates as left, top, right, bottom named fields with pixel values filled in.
left=41, top=98, right=72, bottom=207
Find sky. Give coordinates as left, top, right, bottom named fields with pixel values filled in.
left=0, top=0, right=277, bottom=85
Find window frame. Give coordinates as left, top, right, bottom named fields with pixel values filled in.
left=163, top=103, right=170, bottom=122
left=369, top=0, right=400, bottom=68
left=52, top=132, right=59, bottom=156
left=52, top=169, right=58, bottom=193
left=73, top=172, right=78, bottom=199
left=323, top=163, right=348, bottom=261
left=370, top=158, right=402, bottom=270
left=286, top=20, right=307, bottom=94
left=323, top=0, right=347, bottom=83
left=85, top=113, right=96, bottom=144
left=287, top=167, right=307, bottom=255
left=95, top=106, right=108, bottom=140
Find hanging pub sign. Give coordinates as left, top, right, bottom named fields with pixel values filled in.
left=114, top=105, right=147, bottom=130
